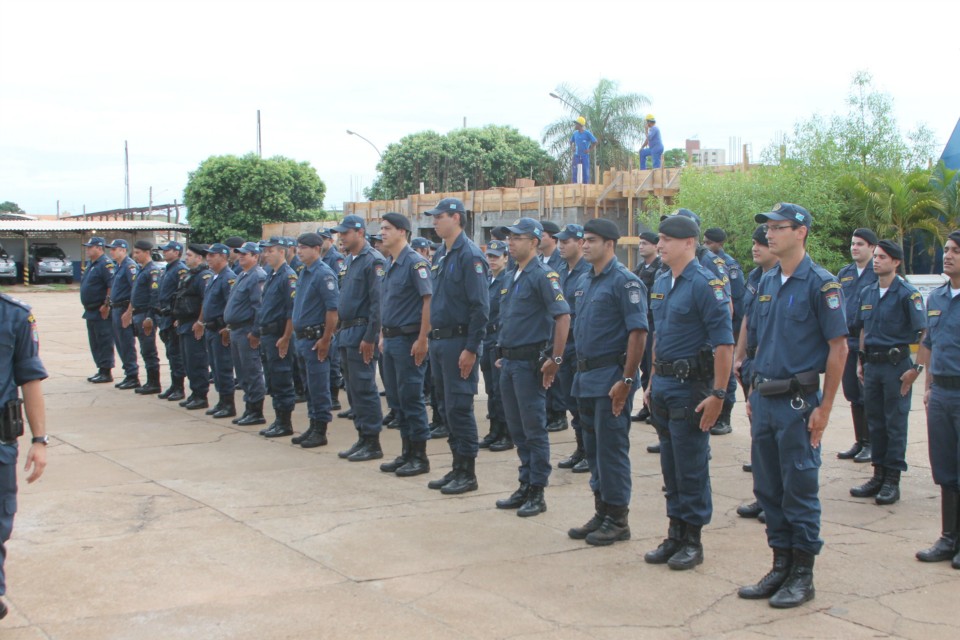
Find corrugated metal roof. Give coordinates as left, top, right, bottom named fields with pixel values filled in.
left=0, top=220, right=191, bottom=232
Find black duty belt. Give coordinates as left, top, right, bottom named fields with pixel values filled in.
left=382, top=324, right=420, bottom=338
left=752, top=371, right=820, bottom=398
left=109, top=299, right=129, bottom=309
left=204, top=317, right=226, bottom=332
left=486, top=322, right=499, bottom=334
left=227, top=321, right=253, bottom=330
left=294, top=324, right=326, bottom=340
left=578, top=353, right=625, bottom=372
left=338, top=317, right=368, bottom=330
left=862, top=345, right=910, bottom=365
left=429, top=324, right=469, bottom=340
left=933, top=375, right=960, bottom=390
left=83, top=302, right=104, bottom=311
left=259, top=321, right=283, bottom=336
left=132, top=308, right=150, bottom=316
left=500, top=342, right=547, bottom=362
left=656, top=358, right=708, bottom=380
left=746, top=346, right=757, bottom=359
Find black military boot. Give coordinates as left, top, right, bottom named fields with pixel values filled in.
left=875, top=468, right=901, bottom=505
left=546, top=410, right=569, bottom=432
left=348, top=434, right=384, bottom=462
left=646, top=441, right=661, bottom=454
left=572, top=457, right=589, bottom=473
left=135, top=369, right=162, bottom=395
left=429, top=412, right=450, bottom=439
left=667, top=523, right=703, bottom=570
left=478, top=421, right=498, bottom=449
left=158, top=375, right=182, bottom=399
left=88, top=368, right=113, bottom=383
left=488, top=424, right=514, bottom=452
left=299, top=420, right=328, bottom=448
left=631, top=405, right=651, bottom=422
left=586, top=505, right=630, bottom=546
left=236, top=400, right=266, bottom=426
left=165, top=377, right=186, bottom=401
left=709, top=401, right=733, bottom=435
left=380, top=437, right=410, bottom=473
left=917, top=487, right=960, bottom=562
left=184, top=394, right=209, bottom=410
left=330, top=386, right=341, bottom=411
left=568, top=492, right=605, bottom=540
left=179, top=393, right=195, bottom=407
left=382, top=409, right=397, bottom=427
left=212, top=393, right=236, bottom=419
left=850, top=465, right=885, bottom=497
left=115, top=374, right=140, bottom=390
left=396, top=440, right=430, bottom=477
left=769, top=549, right=816, bottom=608
left=336, top=407, right=353, bottom=419
left=558, top=430, right=586, bottom=469
left=496, top=482, right=530, bottom=509
left=853, top=442, right=872, bottom=464
left=644, top=518, right=686, bottom=564
left=232, top=402, right=251, bottom=424
left=441, top=455, right=478, bottom=494
left=291, top=419, right=317, bottom=445
left=338, top=432, right=365, bottom=458
left=262, top=409, right=293, bottom=437
left=205, top=395, right=224, bottom=415
left=428, top=453, right=459, bottom=490
left=517, top=485, right=547, bottom=517
left=838, top=404, right=865, bottom=459
left=738, top=547, right=792, bottom=599
left=737, top=501, right=763, bottom=518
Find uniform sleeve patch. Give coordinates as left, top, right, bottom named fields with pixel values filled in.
left=327, top=280, right=336, bottom=290
left=228, top=278, right=236, bottom=286
left=375, top=266, right=385, bottom=277
left=474, top=261, right=484, bottom=274
left=555, top=294, right=565, bottom=302
left=821, top=281, right=842, bottom=292
left=151, top=282, right=159, bottom=289
left=202, top=274, right=212, bottom=280
left=825, top=292, right=841, bottom=309
left=500, top=288, right=508, bottom=295
left=713, top=285, right=725, bottom=301
left=628, top=289, right=642, bottom=304
left=28, top=313, right=39, bottom=343
left=913, top=297, right=923, bottom=311
left=417, top=266, right=429, bottom=279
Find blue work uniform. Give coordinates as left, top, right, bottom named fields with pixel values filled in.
left=292, top=259, right=338, bottom=423
left=556, top=257, right=590, bottom=434
left=157, top=259, right=188, bottom=384
left=650, top=259, right=733, bottom=525
left=429, top=231, right=490, bottom=459
left=173, top=264, right=212, bottom=396
left=322, top=246, right=346, bottom=391
left=570, top=129, right=597, bottom=184
left=381, top=246, right=432, bottom=443
left=838, top=262, right=877, bottom=411
left=498, top=260, right=570, bottom=488
left=110, top=256, right=139, bottom=377
left=202, top=266, right=236, bottom=396
left=224, top=266, right=266, bottom=405
left=256, top=262, right=297, bottom=414
left=130, top=260, right=162, bottom=373
left=640, top=124, right=664, bottom=169
left=0, top=295, right=48, bottom=597
left=80, top=254, right=116, bottom=370
left=751, top=255, right=847, bottom=555
left=572, top=257, right=648, bottom=507
left=481, top=268, right=508, bottom=432
left=923, top=283, right=960, bottom=490
left=855, top=277, right=925, bottom=472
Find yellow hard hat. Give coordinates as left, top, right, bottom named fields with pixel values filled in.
left=574, top=116, right=586, bottom=126
left=646, top=114, right=656, bottom=122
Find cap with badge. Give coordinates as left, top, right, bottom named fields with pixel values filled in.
left=485, top=240, right=508, bottom=256
left=424, top=198, right=467, bottom=216
left=159, top=240, right=184, bottom=252
left=331, top=215, right=366, bottom=233
left=105, top=239, right=129, bottom=249
left=755, top=202, right=812, bottom=228
left=704, top=227, right=727, bottom=243
left=297, top=232, right=324, bottom=248
left=555, top=223, right=585, bottom=240
left=133, top=239, right=155, bottom=251
left=411, top=237, right=430, bottom=250
left=752, top=225, right=770, bottom=246
left=583, top=218, right=621, bottom=241
left=382, top=212, right=411, bottom=232
left=83, top=236, right=106, bottom=247
left=236, top=241, right=262, bottom=254
left=259, top=236, right=285, bottom=247
left=876, top=239, right=904, bottom=261
left=658, top=215, right=699, bottom=239
left=505, top=217, right=543, bottom=238
left=205, top=243, right=231, bottom=256
left=541, top=220, right=561, bottom=236
left=317, top=227, right=333, bottom=239
left=661, top=208, right=702, bottom=227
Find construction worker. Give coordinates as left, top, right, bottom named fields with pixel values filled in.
left=639, top=114, right=664, bottom=169
left=570, top=116, right=597, bottom=184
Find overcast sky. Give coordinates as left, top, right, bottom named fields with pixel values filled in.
left=2, top=0, right=958, bottom=216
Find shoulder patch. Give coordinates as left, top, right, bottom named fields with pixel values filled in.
left=555, top=294, right=565, bottom=302
left=624, top=280, right=641, bottom=289
left=474, top=260, right=484, bottom=274
left=820, top=281, right=842, bottom=292
left=628, top=288, right=642, bottom=304
left=151, top=282, right=159, bottom=289
left=707, top=278, right=723, bottom=287
left=825, top=291, right=841, bottom=309
left=202, top=273, right=212, bottom=280
left=375, top=265, right=385, bottom=277
left=105, top=261, right=115, bottom=271
left=910, top=291, right=922, bottom=300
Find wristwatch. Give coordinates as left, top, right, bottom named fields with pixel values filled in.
left=709, top=388, right=726, bottom=400
left=31, top=436, right=49, bottom=445
left=913, top=363, right=924, bottom=374
left=622, top=377, right=635, bottom=386
left=553, top=355, right=563, bottom=365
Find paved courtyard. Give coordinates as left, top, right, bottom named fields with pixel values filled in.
left=2, top=288, right=957, bottom=639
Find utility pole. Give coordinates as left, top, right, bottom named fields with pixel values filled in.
left=124, top=140, right=130, bottom=210
left=257, top=110, right=262, bottom=157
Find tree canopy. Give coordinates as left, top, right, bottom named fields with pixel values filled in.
left=0, top=201, right=24, bottom=214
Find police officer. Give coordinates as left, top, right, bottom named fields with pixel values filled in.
left=412, top=236, right=445, bottom=436
left=377, top=213, right=433, bottom=476
left=196, top=243, right=237, bottom=419
left=642, top=215, right=733, bottom=569
left=565, top=218, right=647, bottom=546
left=105, top=239, right=140, bottom=389
left=319, top=228, right=346, bottom=411
left=172, top=244, right=212, bottom=410
left=253, top=237, right=298, bottom=437
left=224, top=236, right=245, bottom=272
left=126, top=240, right=163, bottom=395
left=539, top=221, right=567, bottom=433
left=156, top=241, right=188, bottom=401
left=837, top=228, right=879, bottom=462
left=424, top=198, right=490, bottom=494
left=738, top=203, right=847, bottom=609
left=289, top=233, right=339, bottom=449
left=0, top=293, right=49, bottom=620
left=285, top=237, right=309, bottom=405
left=915, top=230, right=960, bottom=568
left=79, top=236, right=116, bottom=383
left=479, top=240, right=510, bottom=451
left=225, top=242, right=268, bottom=426
left=849, top=240, right=925, bottom=505
left=330, top=216, right=386, bottom=462
left=631, top=231, right=661, bottom=426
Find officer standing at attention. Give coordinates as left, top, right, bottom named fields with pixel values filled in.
left=632, top=230, right=661, bottom=429
left=284, top=238, right=308, bottom=404
left=377, top=213, right=433, bottom=476
left=125, top=240, right=163, bottom=395
left=289, top=233, right=339, bottom=449
left=738, top=203, right=847, bottom=609
left=79, top=236, right=116, bottom=383
left=643, top=215, right=733, bottom=569
left=318, top=228, right=345, bottom=411
left=570, top=116, right=597, bottom=184
left=565, top=218, right=647, bottom=545
left=156, top=241, right=188, bottom=401
left=0, top=293, right=49, bottom=620
left=478, top=240, right=510, bottom=451
left=224, top=242, right=268, bottom=427
left=224, top=236, right=245, bottom=272
left=172, top=245, right=213, bottom=410
left=915, top=230, right=960, bottom=568
left=330, top=216, right=386, bottom=462
left=836, top=228, right=879, bottom=462
left=849, top=240, right=925, bottom=505
left=424, top=198, right=490, bottom=495
left=540, top=220, right=568, bottom=433
left=105, top=239, right=140, bottom=389
left=195, top=243, right=237, bottom=419
left=413, top=236, right=447, bottom=439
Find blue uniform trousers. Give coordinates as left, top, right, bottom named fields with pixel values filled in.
left=133, top=313, right=159, bottom=372
left=578, top=394, right=633, bottom=506
left=750, top=389, right=824, bottom=554
left=339, top=346, right=382, bottom=436
left=230, top=326, right=265, bottom=404
left=329, top=334, right=343, bottom=390
left=571, top=154, right=591, bottom=184
left=160, top=328, right=184, bottom=380
left=205, top=330, right=235, bottom=394
left=927, top=385, right=960, bottom=490
left=500, top=359, right=551, bottom=487
left=179, top=330, right=209, bottom=395
left=295, top=337, right=332, bottom=423
left=841, top=348, right=865, bottom=406
left=651, top=376, right=712, bottom=525
left=480, top=341, right=504, bottom=425
left=382, top=335, right=430, bottom=442
left=557, top=342, right=581, bottom=430
left=111, top=307, right=138, bottom=376
left=262, top=334, right=295, bottom=413
left=640, top=146, right=663, bottom=169
left=0, top=444, right=17, bottom=596
left=864, top=360, right=912, bottom=471
left=86, top=317, right=115, bottom=370
left=429, top=336, right=480, bottom=458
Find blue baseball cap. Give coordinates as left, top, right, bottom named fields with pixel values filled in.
left=485, top=240, right=507, bottom=256
left=424, top=198, right=466, bottom=216
left=504, top=217, right=543, bottom=239
left=236, top=241, right=262, bottom=254
left=411, top=237, right=430, bottom=250
left=661, top=208, right=702, bottom=227
left=260, top=236, right=285, bottom=247
left=331, top=215, right=366, bottom=233
left=205, top=243, right=230, bottom=256
left=83, top=236, right=106, bottom=247
left=555, top=223, right=585, bottom=241
left=317, top=227, right=334, bottom=239
left=159, top=240, right=183, bottom=252
left=105, top=239, right=129, bottom=249
left=755, top=202, right=812, bottom=229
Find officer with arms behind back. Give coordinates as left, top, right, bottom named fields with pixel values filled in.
left=79, top=236, right=116, bottom=383
left=156, top=241, right=189, bottom=401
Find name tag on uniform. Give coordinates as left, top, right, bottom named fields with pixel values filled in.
left=840, top=276, right=854, bottom=282
left=928, top=310, right=941, bottom=316
left=650, top=293, right=664, bottom=300
left=758, top=295, right=771, bottom=303
left=860, top=304, right=873, bottom=311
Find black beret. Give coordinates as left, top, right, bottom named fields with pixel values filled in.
left=658, top=215, right=699, bottom=239
left=876, top=239, right=903, bottom=261
left=133, top=239, right=154, bottom=251
left=583, top=218, right=620, bottom=241
left=187, top=243, right=209, bottom=255
left=704, top=227, right=727, bottom=242
left=224, top=236, right=245, bottom=249
left=752, top=225, right=769, bottom=246
left=639, top=231, right=659, bottom=244
left=297, top=232, right=324, bottom=248
left=382, top=212, right=411, bottom=232
left=540, top=220, right=562, bottom=235
left=949, top=230, right=960, bottom=246
left=491, top=226, right=508, bottom=240
left=852, top=228, right=878, bottom=246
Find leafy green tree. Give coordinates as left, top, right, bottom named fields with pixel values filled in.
left=663, top=148, right=687, bottom=168
left=931, top=161, right=960, bottom=228
left=0, top=201, right=24, bottom=214
left=183, top=154, right=327, bottom=243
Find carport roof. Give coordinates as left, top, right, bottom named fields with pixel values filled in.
left=0, top=220, right=191, bottom=234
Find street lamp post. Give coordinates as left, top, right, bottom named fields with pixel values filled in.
left=346, top=130, right=383, bottom=160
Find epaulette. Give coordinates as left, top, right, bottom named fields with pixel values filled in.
left=0, top=293, right=31, bottom=311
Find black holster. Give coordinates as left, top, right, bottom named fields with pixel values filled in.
left=0, top=399, right=24, bottom=442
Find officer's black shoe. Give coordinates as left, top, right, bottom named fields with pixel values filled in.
left=546, top=411, right=569, bottom=432
left=572, top=458, right=590, bottom=473
left=299, top=421, right=328, bottom=449
left=837, top=442, right=863, bottom=459
left=850, top=465, right=885, bottom=497
left=232, top=404, right=251, bottom=424
left=184, top=394, right=209, bottom=410
left=382, top=409, right=397, bottom=426
left=396, top=440, right=430, bottom=477
left=488, top=432, right=513, bottom=452
left=89, top=368, right=113, bottom=384
left=158, top=377, right=184, bottom=399
left=381, top=437, right=410, bottom=472
left=853, top=444, right=872, bottom=463
left=743, top=463, right=753, bottom=473
left=917, top=488, right=960, bottom=562
left=0, top=597, right=6, bottom=620
left=646, top=442, right=661, bottom=454
left=429, top=421, right=450, bottom=440
left=758, top=510, right=766, bottom=523
left=644, top=518, right=685, bottom=564
left=496, top=482, right=530, bottom=509
left=330, top=387, right=341, bottom=411
left=387, top=416, right=401, bottom=430
left=875, top=468, right=901, bottom=505
left=135, top=369, right=162, bottom=395
left=478, top=424, right=498, bottom=448
left=428, top=454, right=459, bottom=490
left=166, top=387, right=186, bottom=402
left=631, top=406, right=651, bottom=422
left=737, top=501, right=763, bottom=518
left=568, top=492, right=606, bottom=540
left=291, top=419, right=317, bottom=445
left=667, top=523, right=703, bottom=570
left=294, top=393, right=307, bottom=404
left=205, top=399, right=224, bottom=415
left=517, top=485, right=547, bottom=517
left=115, top=374, right=141, bottom=390
left=709, top=420, right=732, bottom=436
left=338, top=434, right=365, bottom=458
left=336, top=407, right=352, bottom=419
left=586, top=505, right=630, bottom=546
left=262, top=410, right=293, bottom=437
left=441, top=456, right=478, bottom=494
left=348, top=435, right=384, bottom=462
left=738, top=547, right=792, bottom=599
left=558, top=447, right=585, bottom=469
left=212, top=394, right=236, bottom=419
left=236, top=401, right=266, bottom=426
left=769, top=549, right=815, bottom=608
left=179, top=393, right=196, bottom=407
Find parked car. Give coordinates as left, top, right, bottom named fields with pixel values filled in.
left=0, top=243, right=16, bottom=284
left=28, top=242, right=74, bottom=284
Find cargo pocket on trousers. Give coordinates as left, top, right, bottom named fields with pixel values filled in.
left=794, top=445, right=822, bottom=471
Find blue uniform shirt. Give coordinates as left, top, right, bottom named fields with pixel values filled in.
left=560, top=257, right=590, bottom=336
left=716, top=248, right=745, bottom=324
left=647, top=125, right=663, bottom=150
left=157, top=259, right=187, bottom=330
left=752, top=254, right=848, bottom=379
left=174, top=265, right=212, bottom=336
left=651, top=258, right=733, bottom=361
left=484, top=269, right=508, bottom=347
left=80, top=255, right=116, bottom=319
left=292, top=259, right=338, bottom=331
left=337, top=243, right=384, bottom=347
left=202, top=266, right=237, bottom=322
left=922, top=284, right=960, bottom=376
left=542, top=248, right=563, bottom=272
left=838, top=261, right=878, bottom=348
left=289, top=255, right=304, bottom=276
left=0, top=295, right=49, bottom=408
left=855, top=277, right=926, bottom=348
left=743, top=266, right=765, bottom=350
left=498, top=260, right=570, bottom=349
left=130, top=260, right=162, bottom=317
left=571, top=129, right=597, bottom=155
left=430, top=231, right=490, bottom=354
left=111, top=256, right=137, bottom=302
left=381, top=245, right=432, bottom=329
left=322, top=246, right=345, bottom=275
left=257, top=262, right=296, bottom=331
left=224, top=266, right=266, bottom=327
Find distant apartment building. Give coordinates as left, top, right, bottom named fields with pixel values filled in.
left=685, top=139, right=727, bottom=167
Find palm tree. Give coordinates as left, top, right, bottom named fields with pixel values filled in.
left=542, top=79, right=651, bottom=177
left=930, top=161, right=960, bottom=229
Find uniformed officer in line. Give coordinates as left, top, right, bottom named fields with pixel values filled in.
left=915, top=230, right=960, bottom=568
left=377, top=213, right=434, bottom=476
left=738, top=203, right=847, bottom=609
left=289, top=233, right=339, bottom=449
left=631, top=230, right=661, bottom=427
left=493, top=218, right=570, bottom=517
left=330, top=216, right=386, bottom=462
left=105, top=239, right=140, bottom=389
left=565, top=218, right=647, bottom=545
left=413, top=236, right=446, bottom=437
left=540, top=220, right=567, bottom=432
left=125, top=240, right=163, bottom=395
left=79, top=236, right=116, bottom=383
left=172, top=245, right=213, bottom=410
left=642, top=215, right=733, bottom=569
left=554, top=223, right=591, bottom=472
left=424, top=198, right=490, bottom=495
left=0, top=293, right=49, bottom=620
left=318, top=228, right=345, bottom=411
left=224, top=242, right=268, bottom=427
left=224, top=236, right=245, bottom=272
left=849, top=240, right=925, bottom=505
left=195, top=243, right=237, bottom=419
left=252, top=237, right=298, bottom=438
left=284, top=237, right=308, bottom=405
left=478, top=240, right=510, bottom=451
left=836, top=228, right=879, bottom=462
left=155, top=241, right=189, bottom=401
